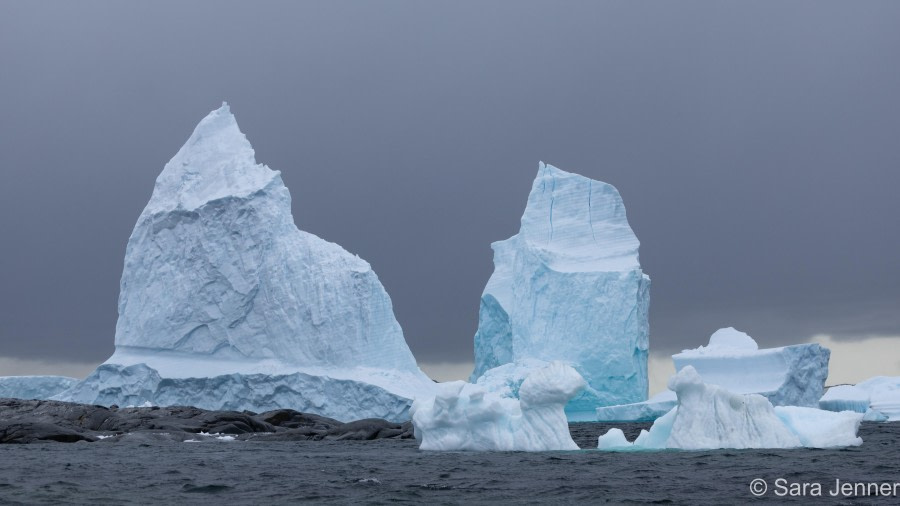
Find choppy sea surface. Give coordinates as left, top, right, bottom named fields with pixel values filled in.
left=1, top=422, right=898, bottom=504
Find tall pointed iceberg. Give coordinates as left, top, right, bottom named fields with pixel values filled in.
left=471, top=163, right=650, bottom=420
left=56, top=103, right=434, bottom=421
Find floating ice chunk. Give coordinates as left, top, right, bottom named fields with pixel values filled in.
left=596, top=428, right=632, bottom=450
left=412, top=361, right=585, bottom=451
left=471, top=163, right=650, bottom=420
left=597, top=367, right=862, bottom=451
left=863, top=408, right=890, bottom=422
left=819, top=384, right=871, bottom=413
left=820, top=376, right=900, bottom=421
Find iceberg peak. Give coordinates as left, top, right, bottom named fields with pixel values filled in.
left=144, top=102, right=276, bottom=214
left=521, top=162, right=639, bottom=272
left=54, top=103, right=437, bottom=421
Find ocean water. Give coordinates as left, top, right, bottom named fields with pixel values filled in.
left=0, top=422, right=898, bottom=504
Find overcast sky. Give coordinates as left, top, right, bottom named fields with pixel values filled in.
left=1, top=1, right=898, bottom=382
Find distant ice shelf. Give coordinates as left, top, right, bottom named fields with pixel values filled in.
left=0, top=376, right=78, bottom=400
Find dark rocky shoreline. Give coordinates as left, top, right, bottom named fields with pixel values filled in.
left=0, top=398, right=414, bottom=444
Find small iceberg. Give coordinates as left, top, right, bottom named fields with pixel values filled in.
left=412, top=361, right=585, bottom=451
left=820, top=376, right=900, bottom=422
left=598, top=366, right=862, bottom=451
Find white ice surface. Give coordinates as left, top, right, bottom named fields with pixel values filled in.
left=54, top=104, right=435, bottom=420
left=773, top=406, right=863, bottom=447
left=820, top=376, right=900, bottom=421
left=672, top=327, right=829, bottom=407
left=595, top=390, right=677, bottom=422
left=412, top=361, right=585, bottom=451
left=598, top=327, right=829, bottom=421
left=471, top=163, right=650, bottom=418
left=598, top=367, right=862, bottom=451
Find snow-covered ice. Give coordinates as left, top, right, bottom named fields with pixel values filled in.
left=597, top=328, right=829, bottom=422
left=0, top=376, right=78, bottom=400
left=471, top=163, right=650, bottom=419
left=54, top=103, right=434, bottom=421
left=412, top=361, right=585, bottom=451
left=595, top=390, right=676, bottom=422
left=597, top=366, right=862, bottom=451
left=672, top=327, right=831, bottom=407
left=672, top=328, right=830, bottom=407
left=820, top=376, right=900, bottom=422
left=773, top=406, right=865, bottom=448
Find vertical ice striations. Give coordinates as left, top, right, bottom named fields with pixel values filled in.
left=113, top=103, right=419, bottom=370
left=56, top=104, right=434, bottom=421
left=472, top=163, right=650, bottom=419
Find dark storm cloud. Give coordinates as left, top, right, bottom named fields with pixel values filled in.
left=1, top=1, right=898, bottom=366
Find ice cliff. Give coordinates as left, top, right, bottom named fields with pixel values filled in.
left=471, top=163, right=650, bottom=420
left=412, top=361, right=585, bottom=451
left=0, top=376, right=78, bottom=400
left=597, top=328, right=830, bottom=421
left=597, top=366, right=863, bottom=451
left=54, top=103, right=434, bottom=421
left=820, top=376, right=900, bottom=422
left=672, top=328, right=830, bottom=406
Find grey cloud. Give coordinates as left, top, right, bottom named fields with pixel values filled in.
left=1, top=1, right=898, bottom=367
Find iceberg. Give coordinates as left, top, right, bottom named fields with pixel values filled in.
left=54, top=103, right=434, bottom=421
left=597, top=366, right=862, bottom=451
left=595, top=390, right=676, bottom=422
left=412, top=361, right=585, bottom=451
left=0, top=376, right=78, bottom=400
left=820, top=376, right=900, bottom=421
left=672, top=328, right=830, bottom=407
left=598, top=328, right=830, bottom=421
left=471, top=163, right=650, bottom=420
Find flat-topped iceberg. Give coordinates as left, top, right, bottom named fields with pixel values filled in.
left=412, top=362, right=585, bottom=451
left=0, top=376, right=78, bottom=400
left=471, top=163, right=650, bottom=420
left=672, top=328, right=830, bottom=407
left=54, top=103, right=434, bottom=421
left=598, top=328, right=830, bottom=422
left=595, top=390, right=676, bottom=422
left=597, top=366, right=863, bottom=451
left=820, top=376, right=900, bottom=422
